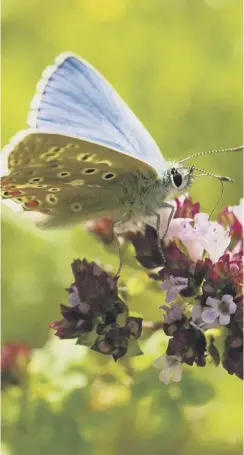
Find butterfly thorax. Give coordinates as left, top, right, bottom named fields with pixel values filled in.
left=116, top=171, right=173, bottom=222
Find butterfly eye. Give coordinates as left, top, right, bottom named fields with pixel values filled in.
left=102, top=172, right=116, bottom=180
left=171, top=168, right=182, bottom=188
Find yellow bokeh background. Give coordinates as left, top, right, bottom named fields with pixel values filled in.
left=1, top=1, right=243, bottom=454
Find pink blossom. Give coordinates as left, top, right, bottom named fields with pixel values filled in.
left=174, top=194, right=200, bottom=219
left=232, top=199, right=244, bottom=226
left=166, top=213, right=230, bottom=263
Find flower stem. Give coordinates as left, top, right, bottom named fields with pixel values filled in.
left=142, top=321, right=163, bottom=331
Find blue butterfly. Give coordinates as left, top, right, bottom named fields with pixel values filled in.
left=1, top=52, right=240, bottom=261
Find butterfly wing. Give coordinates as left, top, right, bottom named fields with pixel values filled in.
left=1, top=131, right=158, bottom=225
left=2, top=52, right=167, bottom=225
left=27, top=52, right=166, bottom=175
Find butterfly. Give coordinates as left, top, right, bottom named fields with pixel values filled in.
left=1, top=52, right=242, bottom=268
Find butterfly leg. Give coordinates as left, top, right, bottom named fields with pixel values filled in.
left=113, top=230, right=122, bottom=276
left=113, top=212, right=134, bottom=276
left=156, top=202, right=175, bottom=263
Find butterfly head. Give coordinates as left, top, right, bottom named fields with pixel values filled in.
left=163, top=163, right=194, bottom=196
left=169, top=164, right=194, bottom=191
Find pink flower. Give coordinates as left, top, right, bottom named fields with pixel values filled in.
left=218, top=199, right=243, bottom=242
left=232, top=199, right=244, bottom=226
left=161, top=276, right=188, bottom=303
left=166, top=218, right=203, bottom=262
left=174, top=194, right=200, bottom=219
left=199, top=220, right=231, bottom=263
left=1, top=343, right=31, bottom=371
left=166, top=213, right=230, bottom=263
left=201, top=295, right=237, bottom=326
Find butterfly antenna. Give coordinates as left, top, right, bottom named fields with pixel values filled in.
left=179, top=145, right=243, bottom=164
left=193, top=165, right=234, bottom=182
left=194, top=167, right=227, bottom=219
left=209, top=179, right=224, bottom=219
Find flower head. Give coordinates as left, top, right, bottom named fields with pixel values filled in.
left=174, top=195, right=200, bottom=219
left=92, top=316, right=142, bottom=361
left=160, top=302, right=186, bottom=324
left=166, top=212, right=230, bottom=263
left=71, top=259, right=119, bottom=316
left=50, top=259, right=143, bottom=361
left=218, top=198, right=243, bottom=244
left=153, top=354, right=182, bottom=384
left=166, top=326, right=207, bottom=367
left=201, top=295, right=237, bottom=326
left=128, top=224, right=163, bottom=269
left=191, top=303, right=217, bottom=331
left=48, top=194, right=243, bottom=382
left=161, top=276, right=188, bottom=303
left=222, top=334, right=243, bottom=380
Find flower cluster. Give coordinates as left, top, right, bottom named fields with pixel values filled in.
left=50, top=259, right=142, bottom=361
left=128, top=196, right=243, bottom=383
left=51, top=196, right=243, bottom=383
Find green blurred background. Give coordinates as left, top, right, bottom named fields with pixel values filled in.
left=1, top=0, right=243, bottom=454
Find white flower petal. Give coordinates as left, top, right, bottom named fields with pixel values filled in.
left=206, top=297, right=221, bottom=308
left=172, top=364, right=182, bottom=383
left=159, top=368, right=171, bottom=385
left=201, top=223, right=230, bottom=263
left=201, top=308, right=219, bottom=323
left=228, top=301, right=237, bottom=314
left=221, top=294, right=237, bottom=314
left=221, top=294, right=233, bottom=304
left=219, top=313, right=231, bottom=325
left=191, top=304, right=203, bottom=322
left=153, top=355, right=167, bottom=370
left=166, top=218, right=193, bottom=241
left=182, top=239, right=204, bottom=262
left=161, top=277, right=188, bottom=303
left=194, top=213, right=209, bottom=230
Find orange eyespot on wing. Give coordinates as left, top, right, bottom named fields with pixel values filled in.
left=23, top=199, right=41, bottom=210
